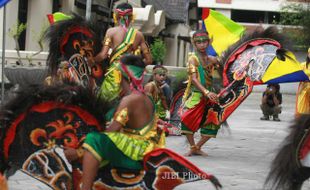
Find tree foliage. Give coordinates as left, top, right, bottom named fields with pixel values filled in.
left=279, top=3, right=310, bottom=49
left=8, top=22, right=27, bottom=38
left=8, top=22, right=27, bottom=64
left=26, top=21, right=49, bottom=64
left=150, top=39, right=167, bottom=64
left=8, top=21, right=48, bottom=65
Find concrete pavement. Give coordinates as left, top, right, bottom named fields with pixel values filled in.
left=172, top=92, right=310, bottom=190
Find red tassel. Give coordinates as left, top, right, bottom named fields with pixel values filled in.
left=47, top=14, right=54, bottom=24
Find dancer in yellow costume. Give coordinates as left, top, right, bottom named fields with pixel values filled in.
left=296, top=47, right=310, bottom=116
left=180, top=30, right=220, bottom=157
left=94, top=2, right=152, bottom=102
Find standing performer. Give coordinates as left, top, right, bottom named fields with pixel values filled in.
left=81, top=55, right=165, bottom=190
left=94, top=2, right=152, bottom=102
left=181, top=30, right=220, bottom=157
left=296, top=47, right=310, bottom=117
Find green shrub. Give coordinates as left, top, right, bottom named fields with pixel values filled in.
left=150, top=39, right=167, bottom=64
left=278, top=3, right=310, bottom=50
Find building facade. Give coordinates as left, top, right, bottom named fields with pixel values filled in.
left=0, top=0, right=170, bottom=65
left=198, top=0, right=309, bottom=30
left=2, top=0, right=305, bottom=68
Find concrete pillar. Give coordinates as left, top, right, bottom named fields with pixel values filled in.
left=164, top=37, right=176, bottom=66
left=0, top=0, right=19, bottom=50
left=61, top=0, right=79, bottom=14
left=163, top=24, right=191, bottom=67
left=178, top=40, right=185, bottom=67
left=26, top=0, right=53, bottom=51
left=184, top=42, right=191, bottom=67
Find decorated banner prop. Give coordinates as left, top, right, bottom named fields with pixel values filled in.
left=202, top=8, right=245, bottom=56
left=191, top=26, right=308, bottom=126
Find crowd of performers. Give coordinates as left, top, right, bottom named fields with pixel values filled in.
left=1, top=1, right=310, bottom=190
left=0, top=2, right=223, bottom=190
left=50, top=3, right=168, bottom=189
left=63, top=27, right=222, bottom=188
left=58, top=3, right=223, bottom=188
left=47, top=2, right=224, bottom=163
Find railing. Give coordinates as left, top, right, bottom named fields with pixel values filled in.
left=0, top=50, right=48, bottom=84
left=0, top=50, right=48, bottom=67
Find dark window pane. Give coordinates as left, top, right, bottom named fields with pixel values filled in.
left=52, top=0, right=60, bottom=13
left=231, top=10, right=265, bottom=23
left=18, top=0, right=28, bottom=50
left=231, top=10, right=281, bottom=24
left=268, top=12, right=280, bottom=24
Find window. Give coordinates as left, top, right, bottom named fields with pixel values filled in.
left=52, top=0, right=61, bottom=13
left=231, top=10, right=280, bottom=24
left=231, top=10, right=265, bottom=23
left=268, top=12, right=280, bottom=24
left=18, top=0, right=28, bottom=50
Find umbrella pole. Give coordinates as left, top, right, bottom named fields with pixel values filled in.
left=108, top=0, right=114, bottom=26
left=1, top=5, right=6, bottom=105
left=86, top=0, right=92, bottom=21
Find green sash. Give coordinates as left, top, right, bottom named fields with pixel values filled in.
left=191, top=52, right=206, bottom=92
left=109, top=27, right=137, bottom=63
left=196, top=53, right=206, bottom=86
left=98, top=27, right=137, bottom=102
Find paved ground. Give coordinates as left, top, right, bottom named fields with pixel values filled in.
left=172, top=91, right=310, bottom=190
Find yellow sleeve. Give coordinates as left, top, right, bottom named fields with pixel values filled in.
left=187, top=53, right=199, bottom=75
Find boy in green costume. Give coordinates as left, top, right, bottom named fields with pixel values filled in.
left=181, top=30, right=220, bottom=157
left=144, top=65, right=170, bottom=120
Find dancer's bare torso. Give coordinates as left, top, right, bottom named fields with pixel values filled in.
left=94, top=25, right=151, bottom=64
left=107, top=26, right=144, bottom=52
